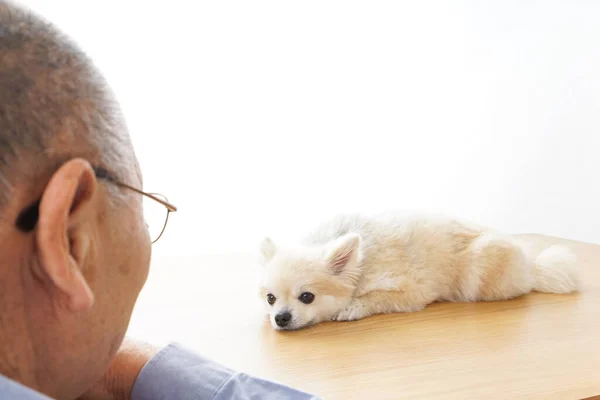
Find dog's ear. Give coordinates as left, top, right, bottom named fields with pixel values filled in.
left=259, top=237, right=277, bottom=265
left=325, top=233, right=362, bottom=274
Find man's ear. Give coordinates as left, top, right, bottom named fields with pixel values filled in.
left=324, top=233, right=362, bottom=275
left=36, top=158, right=98, bottom=312
left=259, top=237, right=277, bottom=265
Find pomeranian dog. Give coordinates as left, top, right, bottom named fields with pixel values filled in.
left=258, top=212, right=579, bottom=331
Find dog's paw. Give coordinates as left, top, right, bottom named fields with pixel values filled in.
left=333, top=300, right=366, bottom=322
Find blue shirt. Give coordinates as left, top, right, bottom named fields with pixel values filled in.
left=0, top=343, right=321, bottom=400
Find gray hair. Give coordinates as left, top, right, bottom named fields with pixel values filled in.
left=0, top=1, right=137, bottom=206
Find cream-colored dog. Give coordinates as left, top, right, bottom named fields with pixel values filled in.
left=258, top=213, right=579, bottom=331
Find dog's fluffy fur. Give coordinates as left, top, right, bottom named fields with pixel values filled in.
left=258, top=213, right=579, bottom=330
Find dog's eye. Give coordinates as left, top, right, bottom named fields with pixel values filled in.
left=266, top=294, right=276, bottom=305
left=299, top=292, right=315, bottom=304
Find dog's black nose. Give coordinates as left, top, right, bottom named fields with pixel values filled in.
left=275, top=312, right=292, bottom=327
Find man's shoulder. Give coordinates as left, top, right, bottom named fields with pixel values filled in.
left=0, top=374, right=53, bottom=400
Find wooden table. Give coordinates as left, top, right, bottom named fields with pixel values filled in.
left=128, top=234, right=600, bottom=399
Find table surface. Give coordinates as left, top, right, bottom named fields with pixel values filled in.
left=128, top=234, right=600, bottom=400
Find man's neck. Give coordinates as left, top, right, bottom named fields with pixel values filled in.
left=0, top=248, right=39, bottom=390
left=0, top=307, right=38, bottom=389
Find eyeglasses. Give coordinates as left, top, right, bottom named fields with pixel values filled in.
left=94, top=167, right=177, bottom=244
left=15, top=166, right=177, bottom=244
left=114, top=183, right=176, bottom=243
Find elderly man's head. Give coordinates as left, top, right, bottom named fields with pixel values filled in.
left=0, top=2, right=152, bottom=399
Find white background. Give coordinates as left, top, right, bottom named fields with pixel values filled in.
left=20, top=0, right=600, bottom=259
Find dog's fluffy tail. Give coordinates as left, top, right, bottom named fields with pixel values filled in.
left=533, top=245, right=579, bottom=294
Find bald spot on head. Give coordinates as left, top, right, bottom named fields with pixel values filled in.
left=0, top=1, right=138, bottom=206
